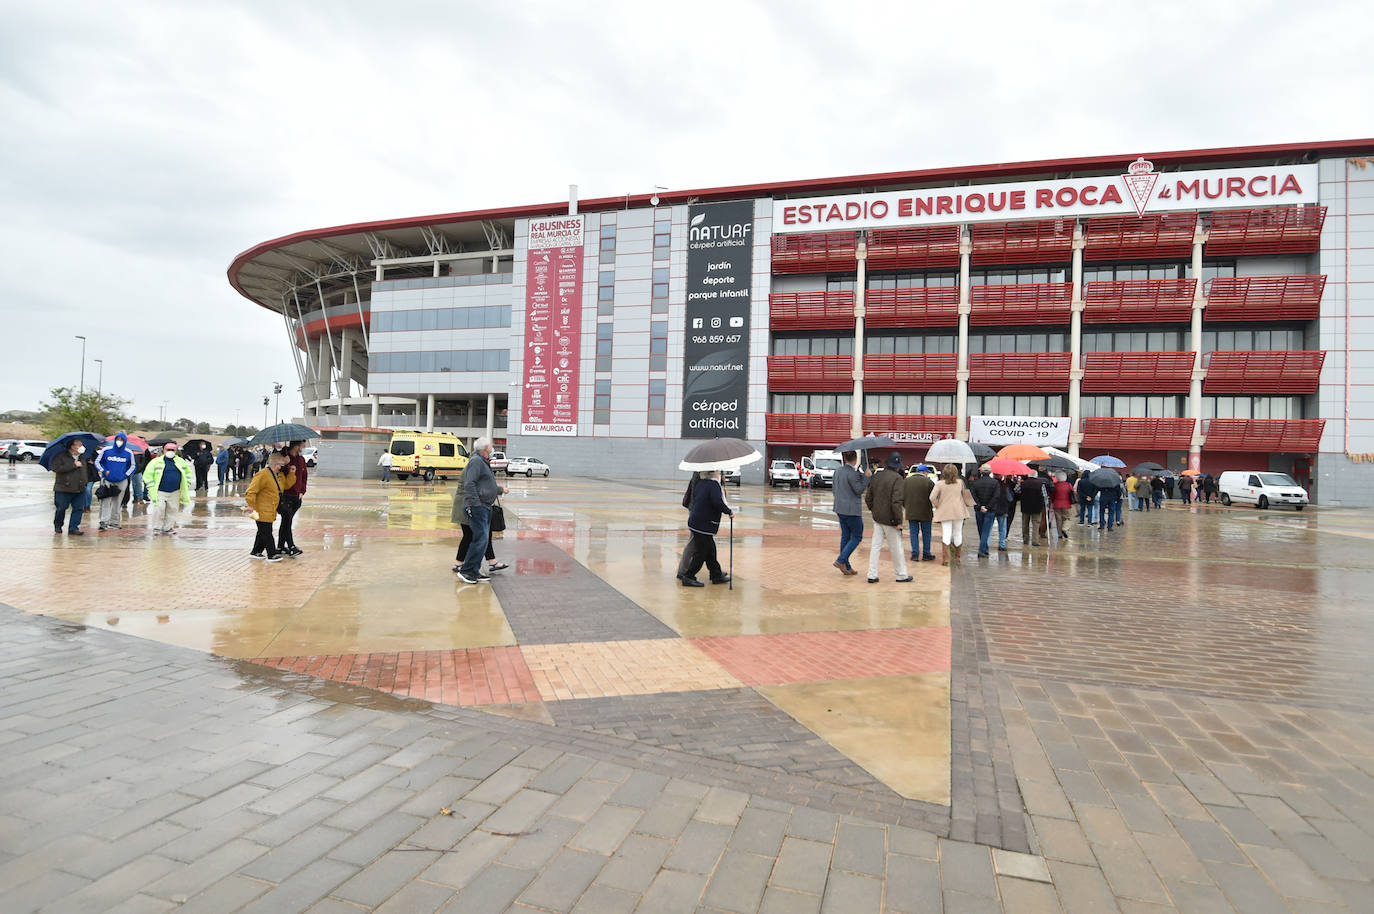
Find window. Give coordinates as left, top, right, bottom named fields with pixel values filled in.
left=769, top=394, right=852, bottom=414
left=594, top=379, right=612, bottom=424
left=650, top=320, right=668, bottom=372
left=1201, top=327, right=1302, bottom=355
left=653, top=213, right=671, bottom=261
left=826, top=276, right=857, bottom=292
left=596, top=322, right=614, bottom=372
left=599, top=222, right=617, bottom=265
left=648, top=378, right=666, bottom=426
left=967, top=395, right=1065, bottom=416
left=770, top=335, right=855, bottom=356
left=651, top=267, right=669, bottom=314
left=967, top=332, right=1066, bottom=354
left=867, top=271, right=958, bottom=289
left=971, top=267, right=1066, bottom=286
left=598, top=271, right=615, bottom=315
left=438, top=443, right=454, bottom=457
left=1186, top=260, right=1237, bottom=281
left=390, top=441, right=414, bottom=456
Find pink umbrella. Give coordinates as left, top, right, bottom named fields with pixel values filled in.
left=986, top=457, right=1033, bottom=476
left=106, top=433, right=149, bottom=452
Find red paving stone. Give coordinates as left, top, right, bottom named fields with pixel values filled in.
left=254, top=645, right=541, bottom=706
left=691, top=628, right=952, bottom=687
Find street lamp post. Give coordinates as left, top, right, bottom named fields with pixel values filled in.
left=263, top=397, right=270, bottom=430
left=273, top=382, right=283, bottom=426
left=75, top=336, right=86, bottom=393
left=94, top=359, right=103, bottom=395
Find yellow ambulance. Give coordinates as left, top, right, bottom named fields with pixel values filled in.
left=387, top=431, right=470, bottom=482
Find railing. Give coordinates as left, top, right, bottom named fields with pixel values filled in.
left=1081, top=351, right=1196, bottom=392
left=768, top=290, right=855, bottom=330
left=865, top=287, right=960, bottom=328
left=1081, top=278, right=1197, bottom=323
left=1080, top=417, right=1196, bottom=449
left=1083, top=213, right=1197, bottom=261
left=770, top=232, right=857, bottom=273
left=969, top=283, right=1073, bottom=325
left=867, top=226, right=961, bottom=269
left=767, top=355, right=852, bottom=392
left=967, top=352, right=1072, bottom=392
left=1202, top=351, right=1326, bottom=394
left=1203, top=275, right=1327, bottom=322
left=970, top=219, right=1074, bottom=265
left=863, top=354, right=959, bottom=392
left=1205, top=206, right=1327, bottom=256
left=1202, top=419, right=1326, bottom=452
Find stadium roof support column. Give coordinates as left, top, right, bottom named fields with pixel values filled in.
left=426, top=394, right=435, bottom=433
left=315, top=335, right=330, bottom=419
left=956, top=226, right=972, bottom=439
left=850, top=234, right=867, bottom=440
left=1068, top=220, right=1085, bottom=457
left=291, top=289, right=320, bottom=406
left=486, top=393, right=495, bottom=443
left=279, top=293, right=306, bottom=408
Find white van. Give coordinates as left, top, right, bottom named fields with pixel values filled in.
left=1217, top=471, right=1309, bottom=510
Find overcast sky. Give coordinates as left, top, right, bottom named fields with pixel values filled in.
left=1, top=0, right=1369, bottom=426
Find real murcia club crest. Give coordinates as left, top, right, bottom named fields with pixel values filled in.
left=1121, top=157, right=1159, bottom=217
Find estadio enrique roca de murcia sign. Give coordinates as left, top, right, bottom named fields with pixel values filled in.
left=772, top=160, right=1319, bottom=233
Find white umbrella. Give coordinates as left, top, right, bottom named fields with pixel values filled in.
left=1042, top=446, right=1099, bottom=472
left=925, top=439, right=976, bottom=464
left=678, top=437, right=761, bottom=472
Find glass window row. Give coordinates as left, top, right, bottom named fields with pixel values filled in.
left=822, top=261, right=1239, bottom=291
left=369, top=349, right=511, bottom=373
left=372, top=306, right=511, bottom=333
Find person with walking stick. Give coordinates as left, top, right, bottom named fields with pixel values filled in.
left=679, top=469, right=733, bottom=587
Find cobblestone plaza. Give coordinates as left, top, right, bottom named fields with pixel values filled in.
left=2, top=466, right=1373, bottom=911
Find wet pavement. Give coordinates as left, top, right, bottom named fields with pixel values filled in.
left=0, top=462, right=1372, bottom=911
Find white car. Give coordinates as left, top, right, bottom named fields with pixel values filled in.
left=490, top=450, right=509, bottom=474
left=1, top=440, right=47, bottom=462
left=506, top=456, right=550, bottom=477
left=1217, top=471, right=1309, bottom=510
left=768, top=459, right=801, bottom=488
left=720, top=467, right=742, bottom=486
left=301, top=446, right=318, bottom=468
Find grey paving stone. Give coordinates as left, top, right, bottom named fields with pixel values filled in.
left=327, top=812, right=428, bottom=867
left=729, top=807, right=790, bottom=858
left=1094, top=844, right=1170, bottom=903
left=1047, top=859, right=1120, bottom=914
left=819, top=869, right=881, bottom=914
left=572, top=805, right=642, bottom=855
left=519, top=848, right=606, bottom=912
left=832, top=822, right=886, bottom=877
left=397, top=775, right=482, bottom=818
left=786, top=806, right=839, bottom=843
left=883, top=853, right=940, bottom=913
left=635, top=792, right=701, bottom=839
left=770, top=837, right=832, bottom=895
left=695, top=786, right=750, bottom=825
left=611, top=771, right=670, bottom=809
left=571, top=883, right=639, bottom=914
left=467, top=764, right=542, bottom=806
left=325, top=787, right=415, bottom=833
left=238, top=857, right=360, bottom=914
left=528, top=754, right=596, bottom=794
left=596, top=834, right=672, bottom=894
left=993, top=848, right=1052, bottom=883
left=440, top=862, right=536, bottom=914
left=664, top=820, right=732, bottom=874
left=1281, top=830, right=1371, bottom=881
left=499, top=815, right=583, bottom=869
left=550, top=778, right=617, bottom=822
left=241, top=826, right=351, bottom=883
left=938, top=839, right=997, bottom=898
left=1172, top=817, right=1249, bottom=865
left=1203, top=860, right=1290, bottom=914
left=635, top=869, right=708, bottom=914
left=701, top=849, right=774, bottom=913
left=759, top=886, right=822, bottom=914
left=161, top=874, right=270, bottom=914
left=420, top=831, right=514, bottom=889
left=887, top=825, right=938, bottom=859
left=101, top=893, right=178, bottom=914
left=61, top=821, right=187, bottom=880
left=1241, top=844, right=1340, bottom=902
left=1134, top=830, right=1210, bottom=885
left=333, top=848, right=442, bottom=907
left=322, top=763, right=408, bottom=804
left=142, top=838, right=268, bottom=903
left=247, top=797, right=347, bottom=846
left=997, top=875, right=1066, bottom=914
left=51, top=854, right=181, bottom=914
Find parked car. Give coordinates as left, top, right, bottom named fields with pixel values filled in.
left=490, top=450, right=509, bottom=474
left=386, top=430, right=469, bottom=482
left=506, top=456, right=550, bottom=477
left=767, top=459, right=801, bottom=488
left=720, top=466, right=742, bottom=486
left=1217, top=471, right=1308, bottom=510
left=0, top=440, right=46, bottom=462
left=301, top=446, right=318, bottom=468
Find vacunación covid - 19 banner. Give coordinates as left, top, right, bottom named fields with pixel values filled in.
left=681, top=201, right=753, bottom=438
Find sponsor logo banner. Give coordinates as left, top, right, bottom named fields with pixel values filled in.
left=970, top=415, right=1071, bottom=448
left=772, top=161, right=1318, bottom=233
left=522, top=215, right=584, bottom=436
left=681, top=201, right=754, bottom=438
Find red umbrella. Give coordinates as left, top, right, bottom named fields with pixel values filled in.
left=986, top=457, right=1033, bottom=476
left=106, top=433, right=149, bottom=452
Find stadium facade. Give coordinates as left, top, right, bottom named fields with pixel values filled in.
left=229, top=139, right=1374, bottom=505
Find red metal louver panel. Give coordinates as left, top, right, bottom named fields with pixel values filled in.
left=766, top=413, right=852, bottom=445
left=1081, top=352, right=1196, bottom=393
left=1202, top=419, right=1325, bottom=452
left=766, top=355, right=852, bottom=392
left=968, top=353, right=1072, bottom=392
left=1083, top=213, right=1197, bottom=261
left=969, top=283, right=1073, bottom=325
left=1205, top=206, right=1326, bottom=256
left=863, top=414, right=957, bottom=439
left=865, top=287, right=961, bottom=328
left=970, top=219, right=1074, bottom=265
left=867, top=226, right=961, bottom=269
left=768, top=290, right=855, bottom=331
left=1081, top=278, right=1197, bottom=323
left=770, top=232, right=857, bottom=274
left=863, top=354, right=959, bottom=392
left=1203, top=275, right=1326, bottom=322
left=1080, top=418, right=1196, bottom=450
left=1202, top=351, right=1326, bottom=394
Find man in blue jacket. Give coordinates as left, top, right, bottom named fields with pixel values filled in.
left=680, top=469, right=734, bottom=587
left=95, top=433, right=137, bottom=531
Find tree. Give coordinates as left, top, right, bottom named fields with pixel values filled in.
left=195, top=422, right=211, bottom=434
left=40, top=387, right=131, bottom=438
left=173, top=417, right=196, bottom=433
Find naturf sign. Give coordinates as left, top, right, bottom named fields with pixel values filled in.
left=773, top=160, right=1318, bottom=233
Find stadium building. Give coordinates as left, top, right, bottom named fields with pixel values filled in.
left=229, top=139, right=1374, bottom=504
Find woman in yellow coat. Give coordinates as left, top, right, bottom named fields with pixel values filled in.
left=244, top=452, right=296, bottom=561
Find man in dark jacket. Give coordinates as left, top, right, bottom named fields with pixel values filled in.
left=863, top=453, right=912, bottom=583
left=904, top=466, right=935, bottom=562
left=193, top=446, right=213, bottom=491
left=1017, top=473, right=1048, bottom=547
left=456, top=437, right=506, bottom=584
left=276, top=441, right=308, bottom=557
left=681, top=470, right=733, bottom=586
left=51, top=439, right=88, bottom=535
left=1075, top=474, right=1097, bottom=525
left=832, top=451, right=869, bottom=575
left=969, top=468, right=1004, bottom=557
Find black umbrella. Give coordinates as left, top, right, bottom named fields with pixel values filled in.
left=183, top=438, right=213, bottom=458
left=834, top=434, right=897, bottom=452
left=147, top=437, right=177, bottom=447
left=1131, top=462, right=1167, bottom=475
left=1089, top=468, right=1123, bottom=488
left=249, top=423, right=321, bottom=446
left=678, top=438, right=761, bottom=472
left=1030, top=454, right=1079, bottom=472
left=969, top=442, right=997, bottom=462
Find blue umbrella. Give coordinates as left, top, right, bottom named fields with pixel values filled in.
left=39, top=432, right=104, bottom=470
left=1090, top=454, right=1126, bottom=468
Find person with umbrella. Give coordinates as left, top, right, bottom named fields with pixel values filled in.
left=863, top=453, right=912, bottom=583
left=142, top=442, right=194, bottom=535
left=904, top=463, right=936, bottom=563
left=680, top=469, right=734, bottom=587
left=94, top=432, right=137, bottom=530
left=244, top=451, right=296, bottom=561
left=1016, top=471, right=1048, bottom=547
left=50, top=437, right=90, bottom=535
left=930, top=464, right=972, bottom=564
left=1076, top=472, right=1096, bottom=525
left=1089, top=468, right=1123, bottom=531
left=1050, top=471, right=1074, bottom=541
left=832, top=450, right=870, bottom=576
left=276, top=441, right=308, bottom=557
left=969, top=467, right=1006, bottom=557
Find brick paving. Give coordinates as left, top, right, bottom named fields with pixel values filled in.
left=692, top=627, right=951, bottom=687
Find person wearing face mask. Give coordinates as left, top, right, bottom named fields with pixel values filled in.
left=142, top=442, right=194, bottom=535
left=51, top=439, right=89, bottom=535
left=95, top=432, right=136, bottom=530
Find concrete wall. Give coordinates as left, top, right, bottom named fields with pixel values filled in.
left=500, top=434, right=769, bottom=485
left=312, top=440, right=390, bottom=479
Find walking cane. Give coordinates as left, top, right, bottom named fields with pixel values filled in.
left=729, top=513, right=734, bottom=591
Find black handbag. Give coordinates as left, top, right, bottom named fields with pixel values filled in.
left=95, top=482, right=119, bottom=499
left=489, top=503, right=506, bottom=533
